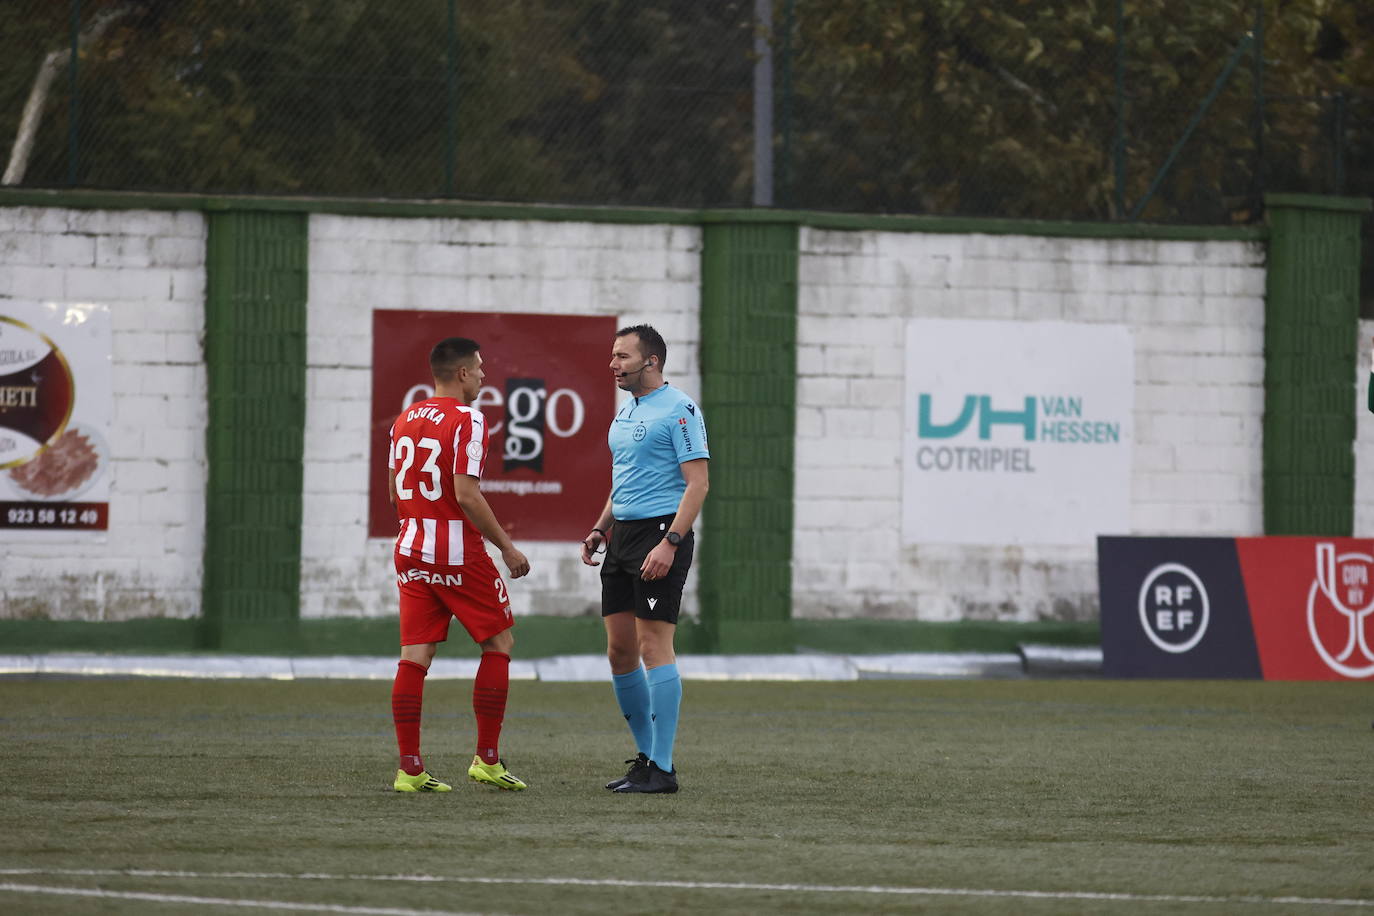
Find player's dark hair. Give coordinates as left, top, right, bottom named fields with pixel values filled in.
left=616, top=323, right=667, bottom=369
left=430, top=337, right=480, bottom=381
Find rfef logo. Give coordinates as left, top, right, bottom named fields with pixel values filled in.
left=1098, top=536, right=1261, bottom=679
left=1137, top=563, right=1210, bottom=654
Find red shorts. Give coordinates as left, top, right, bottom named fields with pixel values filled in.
left=395, top=550, right=514, bottom=646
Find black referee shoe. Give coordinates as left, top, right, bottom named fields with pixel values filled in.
left=613, top=760, right=678, bottom=794
left=605, top=752, right=649, bottom=790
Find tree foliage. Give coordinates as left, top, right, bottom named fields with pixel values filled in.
left=1, top=0, right=594, bottom=197
left=0, top=0, right=1370, bottom=225
left=785, top=0, right=1373, bottom=222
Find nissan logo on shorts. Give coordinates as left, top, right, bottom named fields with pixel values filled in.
left=1138, top=562, right=1210, bottom=654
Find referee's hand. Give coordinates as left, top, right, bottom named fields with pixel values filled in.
left=581, top=530, right=606, bottom=567
left=639, top=542, right=674, bottom=581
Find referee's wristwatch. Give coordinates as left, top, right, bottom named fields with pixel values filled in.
left=664, top=531, right=683, bottom=548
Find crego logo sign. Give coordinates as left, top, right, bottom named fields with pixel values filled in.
left=1307, top=543, right=1374, bottom=679
left=402, top=380, right=586, bottom=473
left=1138, top=563, right=1210, bottom=654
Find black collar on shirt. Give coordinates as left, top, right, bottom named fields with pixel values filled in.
left=632, top=382, right=671, bottom=406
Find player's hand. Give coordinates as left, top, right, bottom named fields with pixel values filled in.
left=640, top=542, right=674, bottom=581
left=502, top=546, right=530, bottom=579
left=581, top=530, right=606, bottom=567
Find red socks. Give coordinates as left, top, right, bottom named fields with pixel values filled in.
left=473, top=651, right=511, bottom=765
left=394, top=653, right=511, bottom=771
left=392, top=659, right=428, bottom=775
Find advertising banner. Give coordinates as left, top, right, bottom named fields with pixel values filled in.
left=903, top=319, right=1133, bottom=545
left=1098, top=536, right=1261, bottom=678
left=1237, top=538, right=1374, bottom=681
left=369, top=310, right=616, bottom=542
left=0, top=303, right=112, bottom=532
left=1099, top=536, right=1374, bottom=681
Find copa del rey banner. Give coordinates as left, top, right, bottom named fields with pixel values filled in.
left=1099, top=536, right=1374, bottom=681
left=369, top=310, right=616, bottom=542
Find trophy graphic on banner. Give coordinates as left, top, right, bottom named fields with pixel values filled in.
left=1312, top=542, right=1374, bottom=672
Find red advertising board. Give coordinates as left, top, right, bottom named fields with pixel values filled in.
left=1100, top=535, right=1374, bottom=680
left=369, top=310, right=616, bottom=542
left=1237, top=537, right=1374, bottom=681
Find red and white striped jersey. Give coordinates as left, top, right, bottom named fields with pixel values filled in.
left=388, top=397, right=489, bottom=568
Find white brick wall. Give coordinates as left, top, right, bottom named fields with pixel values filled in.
left=1355, top=319, right=1374, bottom=537
left=303, top=215, right=703, bottom=622
left=0, top=206, right=207, bottom=620
left=794, top=229, right=1268, bottom=622
left=11, top=205, right=1347, bottom=629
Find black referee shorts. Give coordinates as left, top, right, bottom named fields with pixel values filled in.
left=600, top=514, right=694, bottom=624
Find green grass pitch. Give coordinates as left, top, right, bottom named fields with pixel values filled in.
left=1, top=677, right=1371, bottom=914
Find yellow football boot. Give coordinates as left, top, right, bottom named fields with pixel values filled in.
left=467, top=756, right=527, bottom=791
left=394, top=769, right=452, bottom=792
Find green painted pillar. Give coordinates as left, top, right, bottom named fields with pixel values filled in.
left=698, top=216, right=799, bottom=652
left=201, top=210, right=309, bottom=651
left=1262, top=193, right=1372, bottom=535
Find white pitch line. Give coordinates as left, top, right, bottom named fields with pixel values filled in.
left=1, top=869, right=1371, bottom=909
left=0, top=883, right=490, bottom=916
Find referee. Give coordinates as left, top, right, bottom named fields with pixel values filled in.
left=580, top=324, right=709, bottom=794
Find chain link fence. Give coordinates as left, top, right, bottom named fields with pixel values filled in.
left=1, top=0, right=1369, bottom=228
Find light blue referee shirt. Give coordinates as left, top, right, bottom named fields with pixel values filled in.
left=609, top=383, right=710, bottom=521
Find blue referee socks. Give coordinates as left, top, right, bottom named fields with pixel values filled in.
left=646, top=662, right=682, bottom=773
left=612, top=667, right=653, bottom=758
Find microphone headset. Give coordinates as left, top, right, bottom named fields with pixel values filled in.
left=617, top=358, right=656, bottom=379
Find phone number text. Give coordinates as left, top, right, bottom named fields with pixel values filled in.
left=0, top=502, right=108, bottom=530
